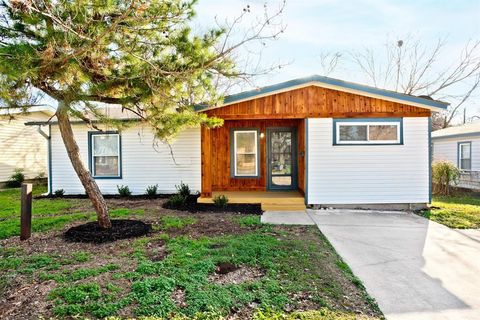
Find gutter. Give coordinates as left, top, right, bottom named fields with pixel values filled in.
left=34, top=124, right=52, bottom=195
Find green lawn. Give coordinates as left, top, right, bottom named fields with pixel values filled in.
left=0, top=186, right=143, bottom=239
left=0, top=188, right=383, bottom=319
left=423, top=194, right=480, bottom=229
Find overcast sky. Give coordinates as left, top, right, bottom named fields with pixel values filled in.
left=194, top=0, right=480, bottom=122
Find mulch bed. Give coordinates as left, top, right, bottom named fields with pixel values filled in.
left=162, top=195, right=263, bottom=215
left=64, top=219, right=151, bottom=243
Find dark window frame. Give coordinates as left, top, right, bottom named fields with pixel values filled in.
left=88, top=131, right=123, bottom=179
left=230, top=128, right=261, bottom=178
left=333, top=118, right=404, bottom=146
left=457, top=141, right=472, bottom=171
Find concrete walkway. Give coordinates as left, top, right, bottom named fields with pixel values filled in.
left=307, top=209, right=480, bottom=320
left=261, top=210, right=314, bottom=225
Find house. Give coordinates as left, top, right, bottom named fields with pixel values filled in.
left=0, top=107, right=54, bottom=186
left=432, top=122, right=480, bottom=190
left=26, top=76, right=448, bottom=210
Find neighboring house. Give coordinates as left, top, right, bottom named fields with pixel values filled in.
left=26, top=75, right=448, bottom=209
left=0, top=107, right=54, bottom=186
left=432, top=122, right=480, bottom=190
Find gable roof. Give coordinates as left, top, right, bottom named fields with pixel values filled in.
left=432, top=122, right=480, bottom=139
left=196, top=75, right=449, bottom=112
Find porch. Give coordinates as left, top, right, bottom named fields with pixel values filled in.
left=197, top=191, right=306, bottom=211
left=200, top=119, right=306, bottom=204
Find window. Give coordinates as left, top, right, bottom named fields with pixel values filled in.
left=458, top=142, right=472, bottom=170
left=232, top=129, right=259, bottom=177
left=335, top=119, right=402, bottom=145
left=89, top=132, right=121, bottom=178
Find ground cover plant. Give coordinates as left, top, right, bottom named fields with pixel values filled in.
left=0, top=201, right=383, bottom=319
left=422, top=192, right=480, bottom=229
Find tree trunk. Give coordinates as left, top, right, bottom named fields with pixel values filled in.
left=56, top=102, right=112, bottom=228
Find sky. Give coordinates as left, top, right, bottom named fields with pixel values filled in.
left=194, top=0, right=480, bottom=122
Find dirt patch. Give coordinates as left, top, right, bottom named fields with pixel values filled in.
left=145, top=239, right=168, bottom=261
left=64, top=219, right=151, bottom=243
left=209, top=264, right=265, bottom=285
left=0, top=279, right=56, bottom=320
left=166, top=213, right=257, bottom=238
left=171, top=288, right=187, bottom=308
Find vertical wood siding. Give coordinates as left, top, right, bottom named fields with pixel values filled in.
left=201, top=119, right=305, bottom=193
left=205, top=86, right=431, bottom=119
left=433, top=136, right=480, bottom=171
left=51, top=124, right=201, bottom=195
left=307, top=117, right=429, bottom=204
left=0, top=113, right=49, bottom=182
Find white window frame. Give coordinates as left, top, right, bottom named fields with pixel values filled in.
left=233, top=130, right=258, bottom=177
left=458, top=142, right=472, bottom=171
left=335, top=121, right=401, bottom=145
left=90, top=133, right=121, bottom=178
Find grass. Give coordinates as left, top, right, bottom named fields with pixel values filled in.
left=422, top=193, right=480, bottom=229
left=0, top=185, right=144, bottom=239
left=0, top=223, right=382, bottom=319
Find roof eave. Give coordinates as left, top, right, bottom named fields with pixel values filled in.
left=196, top=75, right=449, bottom=113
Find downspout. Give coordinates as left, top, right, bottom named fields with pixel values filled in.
left=428, top=117, right=432, bottom=204
left=37, top=125, right=52, bottom=195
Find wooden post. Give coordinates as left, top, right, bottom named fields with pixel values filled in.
left=20, top=183, right=33, bottom=241
left=201, top=126, right=212, bottom=197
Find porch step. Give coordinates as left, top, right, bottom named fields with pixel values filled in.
left=261, top=204, right=306, bottom=211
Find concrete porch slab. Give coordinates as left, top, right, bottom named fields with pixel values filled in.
left=261, top=210, right=314, bottom=225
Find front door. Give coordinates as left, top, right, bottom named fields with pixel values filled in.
left=267, top=127, right=297, bottom=190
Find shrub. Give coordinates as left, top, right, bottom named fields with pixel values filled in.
left=175, top=182, right=190, bottom=197
left=432, top=161, right=460, bottom=195
left=5, top=168, right=25, bottom=188
left=167, top=194, right=187, bottom=207
left=54, top=189, right=65, bottom=197
left=145, top=184, right=158, bottom=197
left=213, top=194, right=229, bottom=208
left=117, top=185, right=132, bottom=197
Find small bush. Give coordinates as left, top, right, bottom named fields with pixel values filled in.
left=145, top=184, right=158, bottom=197
left=167, top=194, right=187, bottom=207
left=117, top=185, right=132, bottom=197
left=54, top=189, right=65, bottom=197
left=213, top=194, right=229, bottom=208
left=175, top=182, right=190, bottom=197
left=5, top=168, right=25, bottom=188
left=432, top=161, right=460, bottom=196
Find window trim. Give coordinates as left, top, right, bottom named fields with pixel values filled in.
left=457, top=141, right=472, bottom=171
left=230, top=128, right=260, bottom=178
left=333, top=118, right=403, bottom=145
left=88, top=131, right=122, bottom=179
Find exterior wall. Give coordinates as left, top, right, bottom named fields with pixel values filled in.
left=307, top=117, right=429, bottom=205
left=51, top=124, right=201, bottom=195
left=0, top=113, right=49, bottom=182
left=433, top=135, right=480, bottom=190
left=433, top=135, right=480, bottom=171
left=202, top=119, right=305, bottom=193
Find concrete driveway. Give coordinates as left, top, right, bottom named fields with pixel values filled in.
left=307, top=209, right=480, bottom=320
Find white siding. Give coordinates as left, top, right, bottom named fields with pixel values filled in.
left=433, top=136, right=480, bottom=171
left=0, top=113, right=49, bottom=182
left=307, top=117, right=429, bottom=204
left=51, top=124, right=201, bottom=195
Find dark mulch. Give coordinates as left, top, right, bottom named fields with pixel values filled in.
left=163, top=195, right=263, bottom=215
left=64, top=219, right=151, bottom=243
left=215, top=262, right=239, bottom=274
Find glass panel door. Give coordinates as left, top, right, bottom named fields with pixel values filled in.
left=267, top=128, right=296, bottom=190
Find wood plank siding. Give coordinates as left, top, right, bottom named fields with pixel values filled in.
left=200, top=85, right=431, bottom=196
left=201, top=119, right=305, bottom=196
left=204, top=86, right=431, bottom=119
